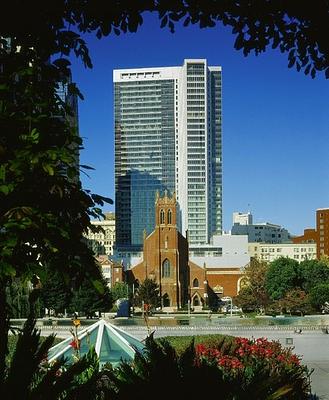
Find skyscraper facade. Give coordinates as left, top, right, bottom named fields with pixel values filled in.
left=114, top=59, right=222, bottom=251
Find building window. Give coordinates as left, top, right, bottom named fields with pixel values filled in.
left=162, top=259, right=171, bottom=278
left=193, top=278, right=199, bottom=287
left=160, top=209, right=165, bottom=224
left=168, top=209, right=172, bottom=224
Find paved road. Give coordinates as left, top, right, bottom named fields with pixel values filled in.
left=44, top=325, right=329, bottom=399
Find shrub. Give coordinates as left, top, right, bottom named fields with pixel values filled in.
left=98, top=334, right=311, bottom=399
left=195, top=337, right=310, bottom=398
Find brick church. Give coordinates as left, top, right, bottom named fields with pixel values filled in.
left=122, top=192, right=244, bottom=310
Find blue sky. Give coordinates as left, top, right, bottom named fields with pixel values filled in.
left=69, top=14, right=329, bottom=235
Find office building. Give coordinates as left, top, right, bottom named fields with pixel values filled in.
left=249, top=242, right=316, bottom=263
left=231, top=212, right=291, bottom=243
left=233, top=212, right=253, bottom=226
left=85, top=212, right=115, bottom=256
left=114, top=59, right=222, bottom=253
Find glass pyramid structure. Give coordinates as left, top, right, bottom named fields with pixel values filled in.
left=48, top=319, right=145, bottom=368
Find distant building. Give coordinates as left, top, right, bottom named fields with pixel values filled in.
left=317, top=208, right=329, bottom=258
left=293, top=208, right=329, bottom=259
left=85, top=213, right=115, bottom=256
left=231, top=212, right=291, bottom=243
left=233, top=212, right=253, bottom=226
left=96, top=255, right=112, bottom=288
left=249, top=242, right=317, bottom=263
left=56, top=71, right=79, bottom=132
left=189, top=234, right=249, bottom=269
left=292, top=228, right=318, bottom=244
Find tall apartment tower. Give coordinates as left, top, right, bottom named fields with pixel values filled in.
left=114, top=59, right=222, bottom=252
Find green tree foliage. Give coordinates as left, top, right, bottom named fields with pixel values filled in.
left=135, top=279, right=160, bottom=309
left=111, top=282, right=129, bottom=302
left=234, top=259, right=269, bottom=313
left=69, top=275, right=113, bottom=318
left=1, top=1, right=329, bottom=78
left=265, top=257, right=301, bottom=300
left=234, top=286, right=259, bottom=313
left=309, top=283, right=329, bottom=310
left=6, top=279, right=31, bottom=318
left=278, top=288, right=311, bottom=316
left=0, top=13, right=111, bottom=380
left=300, top=259, right=329, bottom=292
left=40, top=270, right=72, bottom=316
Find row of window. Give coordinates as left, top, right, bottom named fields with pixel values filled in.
left=159, top=209, right=172, bottom=224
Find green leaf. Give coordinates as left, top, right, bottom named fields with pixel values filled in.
left=80, top=164, right=95, bottom=170
left=326, top=67, right=329, bottom=79
left=53, top=58, right=71, bottom=69
left=160, top=15, right=168, bottom=28
left=234, top=34, right=244, bottom=50
left=0, top=184, right=10, bottom=195
left=288, top=57, right=295, bottom=68
left=0, top=262, right=17, bottom=278
left=304, top=64, right=311, bottom=75
left=42, top=164, right=54, bottom=176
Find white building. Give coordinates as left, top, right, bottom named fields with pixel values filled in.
left=85, top=213, right=115, bottom=256
left=231, top=212, right=291, bottom=244
left=249, top=242, right=317, bottom=263
left=96, top=255, right=112, bottom=287
left=114, top=59, right=222, bottom=249
left=189, top=234, right=250, bottom=269
left=233, top=212, right=253, bottom=226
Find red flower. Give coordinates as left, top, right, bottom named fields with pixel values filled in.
left=195, top=344, right=206, bottom=354
left=70, top=339, right=80, bottom=350
left=288, top=355, right=300, bottom=365
left=276, top=354, right=286, bottom=362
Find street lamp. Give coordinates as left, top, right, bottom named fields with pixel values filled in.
left=221, top=296, right=233, bottom=317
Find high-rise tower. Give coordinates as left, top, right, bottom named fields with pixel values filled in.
left=114, top=59, right=222, bottom=252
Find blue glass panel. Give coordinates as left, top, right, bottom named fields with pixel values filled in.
left=99, top=327, right=134, bottom=365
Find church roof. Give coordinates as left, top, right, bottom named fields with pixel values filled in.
left=47, top=319, right=144, bottom=368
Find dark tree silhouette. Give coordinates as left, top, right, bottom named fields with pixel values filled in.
left=1, top=1, right=329, bottom=77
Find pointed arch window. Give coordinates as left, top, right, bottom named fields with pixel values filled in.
left=160, top=209, right=165, bottom=224
left=167, top=209, right=172, bottom=224
left=193, top=278, right=199, bottom=288
left=162, top=259, right=171, bottom=278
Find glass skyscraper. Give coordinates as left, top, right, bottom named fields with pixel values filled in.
left=114, top=59, right=222, bottom=251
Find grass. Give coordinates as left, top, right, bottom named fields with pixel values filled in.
left=159, top=334, right=234, bottom=355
